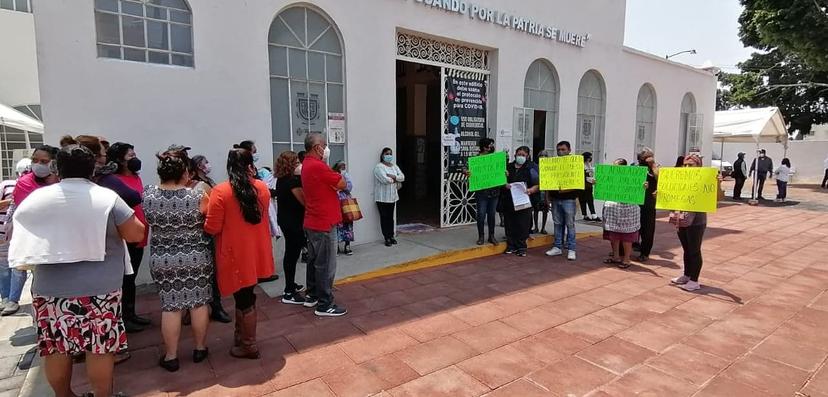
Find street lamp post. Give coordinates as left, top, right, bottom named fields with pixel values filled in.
left=666, top=49, right=697, bottom=59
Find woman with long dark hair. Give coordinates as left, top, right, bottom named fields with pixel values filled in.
left=275, top=151, right=306, bottom=304
left=204, top=148, right=274, bottom=359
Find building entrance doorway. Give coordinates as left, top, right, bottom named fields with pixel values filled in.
left=532, top=109, right=547, bottom=160
left=395, top=60, right=442, bottom=227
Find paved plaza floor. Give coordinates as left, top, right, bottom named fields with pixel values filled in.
left=6, top=184, right=828, bottom=396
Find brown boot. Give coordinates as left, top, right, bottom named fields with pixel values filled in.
left=233, top=309, right=242, bottom=347
left=230, top=307, right=260, bottom=359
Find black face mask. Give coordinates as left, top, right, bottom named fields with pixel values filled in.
left=127, top=158, right=142, bottom=173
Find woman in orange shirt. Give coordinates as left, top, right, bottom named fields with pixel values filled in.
left=204, top=148, right=275, bottom=359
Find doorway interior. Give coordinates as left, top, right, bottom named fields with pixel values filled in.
left=395, top=60, right=441, bottom=227
left=532, top=109, right=547, bottom=161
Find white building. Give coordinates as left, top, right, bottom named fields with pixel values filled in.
left=32, top=0, right=716, bottom=243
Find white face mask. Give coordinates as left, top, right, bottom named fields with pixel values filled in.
left=202, top=163, right=211, bottom=175
left=32, top=163, right=52, bottom=178
left=322, top=146, right=331, bottom=161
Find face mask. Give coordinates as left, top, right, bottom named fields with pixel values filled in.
left=252, top=154, right=260, bottom=163
left=127, top=158, right=142, bottom=173
left=32, top=163, right=51, bottom=178
left=515, top=156, right=527, bottom=165
left=383, top=155, right=394, bottom=163
left=202, top=163, right=212, bottom=175
left=322, top=146, right=331, bottom=161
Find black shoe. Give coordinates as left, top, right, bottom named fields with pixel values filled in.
left=258, top=275, right=279, bottom=283
left=343, top=248, right=354, bottom=256
left=314, top=304, right=347, bottom=317
left=476, top=236, right=485, bottom=245
left=294, top=284, right=306, bottom=293
left=504, top=249, right=516, bottom=255
left=193, top=348, right=209, bottom=363
left=516, top=251, right=527, bottom=257
left=488, top=235, right=498, bottom=245
left=124, top=320, right=146, bottom=333
left=390, top=238, right=398, bottom=245
left=757, top=196, right=766, bottom=200
left=159, top=356, right=180, bottom=372
left=210, top=305, right=232, bottom=323
left=303, top=296, right=319, bottom=308
left=532, top=228, right=539, bottom=234
left=281, top=292, right=305, bottom=305
left=384, top=239, right=392, bottom=247
left=129, top=314, right=151, bottom=326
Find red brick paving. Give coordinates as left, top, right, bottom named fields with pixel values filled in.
left=71, top=202, right=828, bottom=396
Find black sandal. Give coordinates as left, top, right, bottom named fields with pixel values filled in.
left=618, top=262, right=632, bottom=269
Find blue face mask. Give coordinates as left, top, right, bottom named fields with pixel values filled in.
left=515, top=156, right=527, bottom=165
left=383, top=154, right=394, bottom=163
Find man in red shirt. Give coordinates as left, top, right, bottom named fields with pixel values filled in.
left=301, top=132, right=348, bottom=316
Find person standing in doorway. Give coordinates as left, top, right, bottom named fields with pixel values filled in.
left=774, top=158, right=792, bottom=202
left=532, top=150, right=550, bottom=234
left=580, top=152, right=600, bottom=222
left=749, top=149, right=773, bottom=200
left=374, top=148, right=405, bottom=247
left=302, top=133, right=348, bottom=317
left=732, top=152, right=748, bottom=200
left=204, top=148, right=275, bottom=359
left=545, top=141, right=582, bottom=261
left=468, top=138, right=500, bottom=245
left=502, top=146, right=539, bottom=257
left=636, top=148, right=659, bottom=262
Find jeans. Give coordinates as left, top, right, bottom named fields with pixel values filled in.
left=0, top=259, right=27, bottom=303
left=733, top=176, right=746, bottom=199
left=476, top=194, right=498, bottom=237
left=280, top=223, right=306, bottom=294
left=376, top=202, right=396, bottom=240
left=233, top=285, right=256, bottom=311
left=305, top=227, right=338, bottom=309
left=123, top=244, right=143, bottom=318
left=639, top=203, right=656, bottom=257
left=776, top=180, right=788, bottom=200
left=678, top=225, right=706, bottom=282
left=504, top=208, right=531, bottom=253
left=552, top=199, right=577, bottom=251
left=754, top=176, right=767, bottom=198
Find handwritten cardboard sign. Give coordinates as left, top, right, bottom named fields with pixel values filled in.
left=468, top=152, right=507, bottom=192
left=656, top=167, right=719, bottom=213
left=539, top=155, right=585, bottom=191
left=593, top=165, right=649, bottom=205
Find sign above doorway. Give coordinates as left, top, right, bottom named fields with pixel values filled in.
left=410, top=0, right=591, bottom=48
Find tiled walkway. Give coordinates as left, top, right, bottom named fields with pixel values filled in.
left=67, top=199, right=828, bottom=396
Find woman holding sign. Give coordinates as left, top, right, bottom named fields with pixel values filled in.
left=501, top=146, right=539, bottom=257
left=670, top=154, right=708, bottom=292
left=468, top=138, right=500, bottom=245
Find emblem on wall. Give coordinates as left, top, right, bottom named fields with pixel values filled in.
left=296, top=93, right=319, bottom=122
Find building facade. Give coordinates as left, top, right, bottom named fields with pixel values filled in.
left=33, top=0, right=716, bottom=243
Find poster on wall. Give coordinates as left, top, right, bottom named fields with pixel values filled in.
left=445, top=72, right=487, bottom=173
left=327, top=113, right=346, bottom=144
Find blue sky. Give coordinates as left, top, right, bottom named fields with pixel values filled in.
left=624, top=0, right=757, bottom=72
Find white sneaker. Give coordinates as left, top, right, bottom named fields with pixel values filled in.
left=545, top=247, right=563, bottom=257
left=671, top=275, right=690, bottom=285
left=680, top=281, right=701, bottom=291
left=567, top=251, right=577, bottom=261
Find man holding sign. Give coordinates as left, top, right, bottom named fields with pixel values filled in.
left=542, top=141, right=584, bottom=261
left=467, top=138, right=505, bottom=245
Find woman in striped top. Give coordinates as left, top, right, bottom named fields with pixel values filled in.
left=374, top=148, right=405, bottom=247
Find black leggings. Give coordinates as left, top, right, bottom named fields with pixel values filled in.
left=377, top=202, right=396, bottom=240
left=580, top=185, right=596, bottom=216
left=678, top=225, right=706, bottom=282
left=281, top=224, right=306, bottom=293
left=233, top=286, right=256, bottom=311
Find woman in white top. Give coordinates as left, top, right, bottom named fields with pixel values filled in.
left=373, top=148, right=405, bottom=247
left=774, top=158, right=792, bottom=202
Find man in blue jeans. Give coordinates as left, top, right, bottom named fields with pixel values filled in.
left=545, top=141, right=582, bottom=261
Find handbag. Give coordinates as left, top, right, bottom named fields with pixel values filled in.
left=341, top=197, right=363, bottom=223
left=668, top=211, right=695, bottom=228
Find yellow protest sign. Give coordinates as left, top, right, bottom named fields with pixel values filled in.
left=656, top=167, right=719, bottom=213
left=539, top=155, right=585, bottom=191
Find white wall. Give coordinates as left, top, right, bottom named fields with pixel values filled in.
left=0, top=8, right=39, bottom=106
left=34, top=0, right=716, bottom=248
left=717, top=141, right=828, bottom=183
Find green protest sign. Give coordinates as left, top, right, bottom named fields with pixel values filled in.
left=593, top=165, right=648, bottom=205
left=468, top=151, right=507, bottom=192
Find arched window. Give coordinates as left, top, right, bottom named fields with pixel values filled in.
left=268, top=6, right=345, bottom=162
left=523, top=59, right=559, bottom=153
left=94, top=0, right=194, bottom=67
left=680, top=92, right=701, bottom=154
left=0, top=0, right=30, bottom=13
left=634, top=84, right=657, bottom=155
left=576, top=70, right=606, bottom=162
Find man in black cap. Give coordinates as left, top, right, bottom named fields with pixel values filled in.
left=732, top=152, right=747, bottom=200
left=749, top=149, right=773, bottom=200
